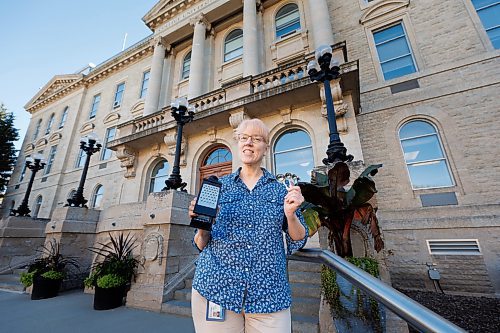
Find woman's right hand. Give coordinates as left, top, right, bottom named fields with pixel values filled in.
left=189, top=197, right=198, bottom=219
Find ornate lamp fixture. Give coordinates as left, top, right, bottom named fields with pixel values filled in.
left=10, top=154, right=46, bottom=217
left=66, top=133, right=102, bottom=208
left=308, top=45, right=354, bottom=165
left=163, top=97, right=195, bottom=192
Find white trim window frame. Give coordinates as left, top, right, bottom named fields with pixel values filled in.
left=373, top=21, right=418, bottom=80
left=275, top=3, right=301, bottom=39
left=45, top=114, right=55, bottom=135
left=89, top=94, right=101, bottom=119
left=181, top=51, right=191, bottom=80
left=113, top=82, right=126, bottom=108
left=100, top=127, right=117, bottom=161
left=399, top=120, right=455, bottom=190
left=224, top=29, right=243, bottom=62
left=140, top=70, right=150, bottom=99
left=44, top=145, right=57, bottom=175
left=59, top=106, right=69, bottom=128
left=471, top=0, right=500, bottom=49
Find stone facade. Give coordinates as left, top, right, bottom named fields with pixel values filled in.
left=1, top=0, right=499, bottom=303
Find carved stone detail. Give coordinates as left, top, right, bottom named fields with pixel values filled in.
left=189, top=13, right=210, bottom=30
left=151, top=143, right=162, bottom=158
left=116, top=145, right=138, bottom=178
left=280, top=107, right=292, bottom=125
left=164, top=130, right=187, bottom=166
left=143, top=232, right=164, bottom=265
left=319, top=80, right=349, bottom=133
left=229, top=109, right=249, bottom=129
left=206, top=127, right=217, bottom=143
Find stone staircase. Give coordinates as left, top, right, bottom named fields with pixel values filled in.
left=161, top=260, right=322, bottom=333
left=0, top=269, right=26, bottom=293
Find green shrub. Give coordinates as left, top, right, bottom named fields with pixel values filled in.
left=41, top=270, right=65, bottom=280
left=20, top=271, right=35, bottom=288
left=96, top=274, right=127, bottom=289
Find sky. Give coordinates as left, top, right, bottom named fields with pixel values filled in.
left=0, top=0, right=159, bottom=154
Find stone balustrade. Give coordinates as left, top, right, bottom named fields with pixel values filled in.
left=133, top=112, right=167, bottom=133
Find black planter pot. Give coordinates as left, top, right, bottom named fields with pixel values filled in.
left=31, top=275, right=62, bottom=300
left=93, top=285, right=126, bottom=310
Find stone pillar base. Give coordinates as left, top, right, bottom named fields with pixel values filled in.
left=0, top=216, right=48, bottom=270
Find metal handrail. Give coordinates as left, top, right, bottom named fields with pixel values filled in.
left=288, top=248, right=466, bottom=333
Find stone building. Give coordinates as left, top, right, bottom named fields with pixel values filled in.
left=1, top=0, right=499, bottom=306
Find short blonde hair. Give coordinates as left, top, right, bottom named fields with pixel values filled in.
left=234, top=118, right=270, bottom=143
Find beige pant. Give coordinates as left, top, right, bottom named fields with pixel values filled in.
left=191, top=288, right=291, bottom=333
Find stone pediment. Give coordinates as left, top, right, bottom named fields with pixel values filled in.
left=360, top=0, right=410, bottom=24
left=143, top=0, right=181, bottom=28
left=25, top=74, right=82, bottom=111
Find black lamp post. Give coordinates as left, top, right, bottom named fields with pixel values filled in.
left=66, top=133, right=102, bottom=208
left=10, top=154, right=46, bottom=217
left=308, top=45, right=354, bottom=165
left=163, top=97, right=195, bottom=192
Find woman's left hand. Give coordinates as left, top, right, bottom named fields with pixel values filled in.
left=284, top=185, right=304, bottom=218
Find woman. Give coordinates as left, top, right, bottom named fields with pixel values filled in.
left=189, top=118, right=308, bottom=332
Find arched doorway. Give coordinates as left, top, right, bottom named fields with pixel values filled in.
left=199, top=146, right=232, bottom=187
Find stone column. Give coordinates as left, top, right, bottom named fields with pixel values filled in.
left=243, top=0, right=260, bottom=76
left=144, top=37, right=166, bottom=115
left=307, top=0, right=334, bottom=49
left=160, top=48, right=175, bottom=109
left=188, top=15, right=210, bottom=99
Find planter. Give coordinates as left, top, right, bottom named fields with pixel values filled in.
left=93, top=285, right=127, bottom=310
left=31, top=275, right=62, bottom=300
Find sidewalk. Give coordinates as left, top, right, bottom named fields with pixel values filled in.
left=0, top=289, right=195, bottom=333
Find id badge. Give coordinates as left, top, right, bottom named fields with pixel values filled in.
left=206, top=300, right=226, bottom=321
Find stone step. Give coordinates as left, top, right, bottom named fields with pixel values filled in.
left=0, top=274, right=22, bottom=283
left=288, top=271, right=321, bottom=284
left=291, top=282, right=321, bottom=299
left=292, top=314, right=320, bottom=333
left=288, top=260, right=321, bottom=273
left=291, top=296, right=320, bottom=317
left=0, top=280, right=24, bottom=292
left=161, top=300, right=192, bottom=317
left=174, top=288, right=192, bottom=302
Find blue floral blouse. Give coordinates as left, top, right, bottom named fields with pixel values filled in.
left=192, top=168, right=308, bottom=314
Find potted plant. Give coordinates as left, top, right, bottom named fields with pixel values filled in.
left=20, top=239, right=79, bottom=300
left=84, top=232, right=139, bottom=310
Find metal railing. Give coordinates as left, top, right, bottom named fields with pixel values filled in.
left=288, top=248, right=466, bottom=333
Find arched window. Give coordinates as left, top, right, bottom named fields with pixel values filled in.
left=149, top=160, right=169, bottom=193
left=33, top=119, right=42, bottom=140
left=199, top=146, right=233, bottom=187
left=399, top=120, right=454, bottom=189
left=33, top=195, right=43, bottom=218
left=224, top=29, right=243, bottom=62
left=91, top=185, right=104, bottom=209
left=181, top=51, right=191, bottom=80
left=275, top=3, right=301, bottom=38
left=273, top=129, right=314, bottom=182
left=59, top=107, right=69, bottom=128
left=45, top=114, right=55, bottom=135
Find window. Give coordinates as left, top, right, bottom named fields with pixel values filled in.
left=149, top=160, right=169, bottom=193
left=44, top=145, right=57, bottom=175
left=19, top=155, right=30, bottom=182
left=101, top=127, right=117, bottom=160
left=59, top=107, right=68, bottom=128
left=203, top=148, right=232, bottom=165
left=89, top=94, right=101, bottom=119
left=275, top=3, right=301, bottom=38
left=140, top=70, right=150, bottom=99
left=33, top=195, right=43, bottom=218
left=273, top=129, right=314, bottom=182
left=33, top=119, right=42, bottom=140
left=45, top=114, right=55, bottom=135
left=472, top=0, right=500, bottom=49
left=182, top=51, right=191, bottom=80
left=224, top=29, right=243, bottom=62
left=399, top=120, right=454, bottom=189
left=113, top=82, right=125, bottom=108
left=91, top=185, right=104, bottom=209
left=75, top=149, right=86, bottom=168
left=373, top=22, right=417, bottom=80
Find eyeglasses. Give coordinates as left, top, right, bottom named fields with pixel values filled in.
left=238, top=134, right=266, bottom=144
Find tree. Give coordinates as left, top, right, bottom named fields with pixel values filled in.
left=0, top=103, right=19, bottom=196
